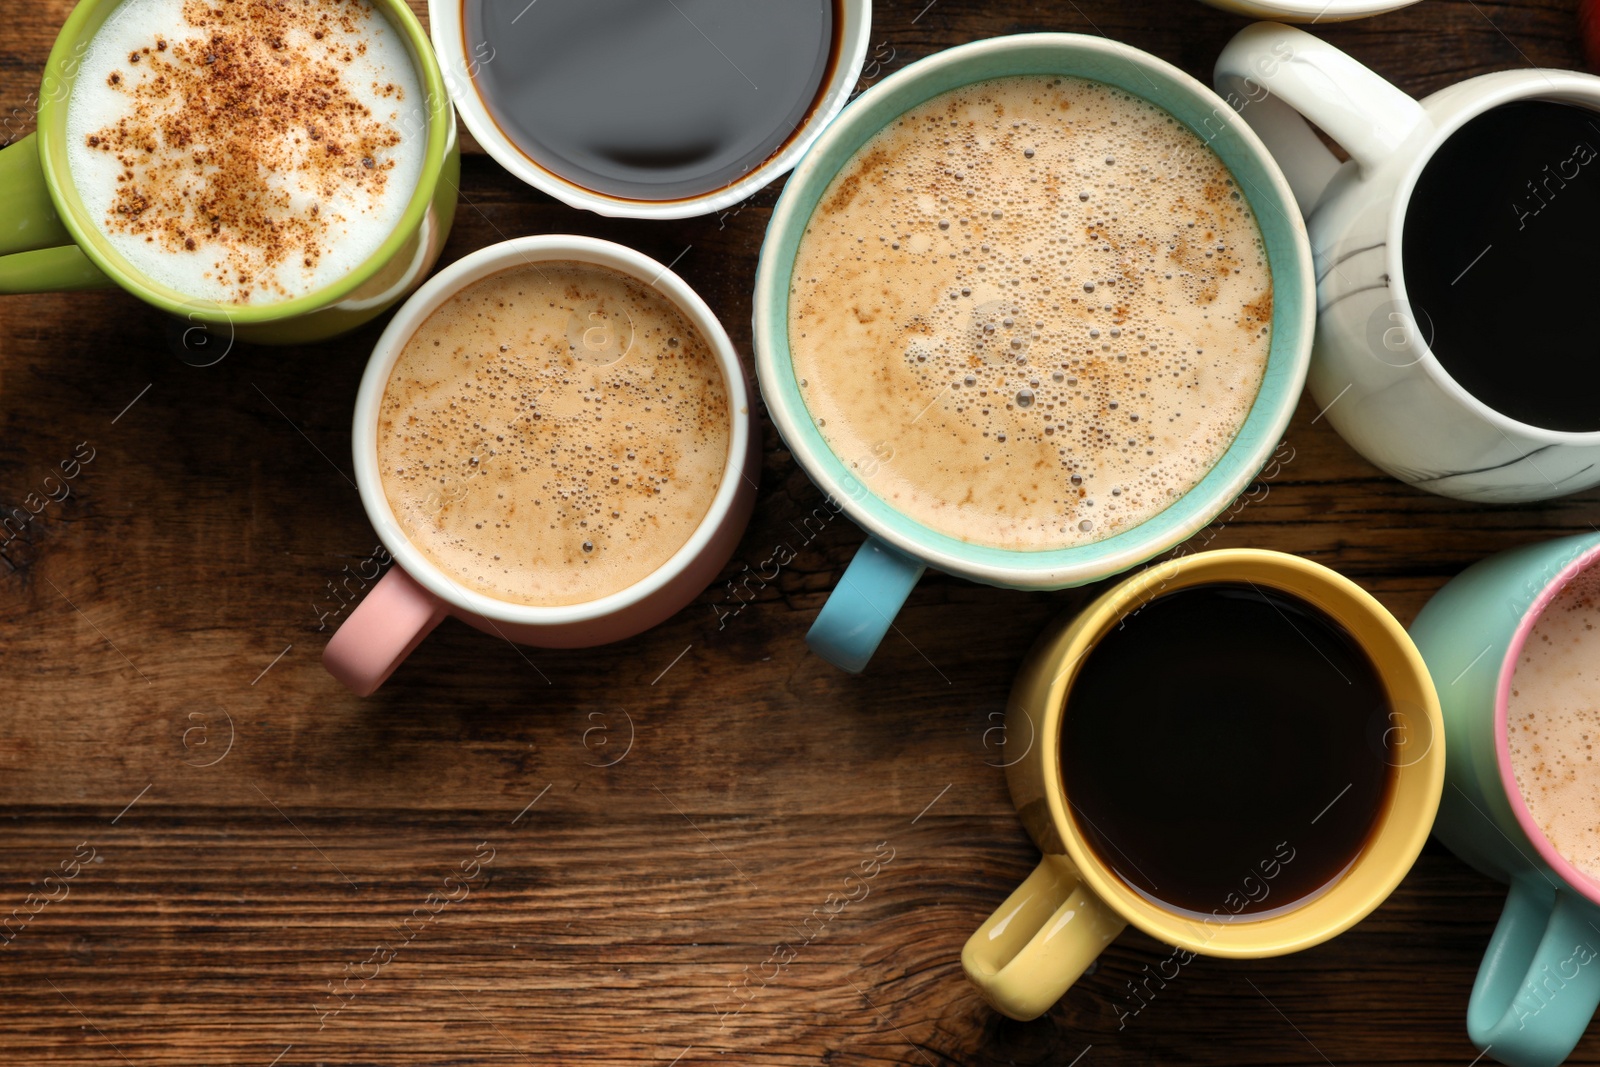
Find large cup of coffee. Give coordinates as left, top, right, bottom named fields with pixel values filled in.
left=751, top=34, right=1316, bottom=673
left=0, top=0, right=458, bottom=345
left=1217, top=24, right=1600, bottom=501
left=323, top=235, right=759, bottom=695
left=962, top=548, right=1445, bottom=1021
left=1413, top=533, right=1600, bottom=1067
left=428, top=0, right=870, bottom=219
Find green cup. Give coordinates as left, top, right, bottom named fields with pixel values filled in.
left=0, top=0, right=459, bottom=345
left=1412, top=532, right=1600, bottom=1067
left=751, top=33, right=1315, bottom=673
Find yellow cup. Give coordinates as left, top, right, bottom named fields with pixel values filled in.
left=962, top=548, right=1445, bottom=1021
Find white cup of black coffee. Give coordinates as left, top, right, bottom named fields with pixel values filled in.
left=428, top=0, right=872, bottom=219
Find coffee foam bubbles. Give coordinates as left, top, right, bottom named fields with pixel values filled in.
left=66, top=0, right=424, bottom=306
left=788, top=75, right=1273, bottom=551
left=1507, top=564, right=1600, bottom=881
left=377, top=262, right=730, bottom=608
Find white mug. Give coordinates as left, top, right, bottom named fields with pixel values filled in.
left=427, top=0, right=871, bottom=219
left=323, top=235, right=759, bottom=695
left=1215, top=23, right=1600, bottom=502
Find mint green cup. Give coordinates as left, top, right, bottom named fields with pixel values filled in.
left=751, top=33, right=1316, bottom=673
left=0, top=0, right=459, bottom=345
left=1412, top=533, right=1600, bottom=1067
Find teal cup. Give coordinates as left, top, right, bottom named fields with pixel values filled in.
left=1412, top=533, right=1600, bottom=1067
left=751, top=33, right=1316, bottom=673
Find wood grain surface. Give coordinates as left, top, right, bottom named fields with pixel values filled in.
left=2, top=1, right=1596, bottom=1064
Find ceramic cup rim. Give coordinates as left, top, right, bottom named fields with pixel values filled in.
left=1493, top=539, right=1600, bottom=905
left=36, top=0, right=454, bottom=325
left=1034, top=548, right=1445, bottom=956
left=351, top=234, right=753, bottom=626
left=1200, top=0, right=1423, bottom=19
left=1385, top=68, right=1600, bottom=446
left=426, top=0, right=872, bottom=220
left=752, top=32, right=1316, bottom=590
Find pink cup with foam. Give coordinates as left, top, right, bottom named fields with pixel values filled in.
left=324, top=235, right=758, bottom=695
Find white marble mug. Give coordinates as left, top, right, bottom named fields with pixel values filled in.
left=1198, top=0, right=1420, bottom=21
left=1216, top=23, right=1600, bottom=501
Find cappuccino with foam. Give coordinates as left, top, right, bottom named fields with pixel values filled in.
left=66, top=0, right=424, bottom=306
left=377, top=262, right=731, bottom=607
left=789, top=75, right=1273, bottom=550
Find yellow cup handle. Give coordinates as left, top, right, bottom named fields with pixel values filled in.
left=962, top=853, right=1127, bottom=1020
left=0, top=133, right=112, bottom=292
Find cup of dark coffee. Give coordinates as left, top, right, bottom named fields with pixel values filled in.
left=428, top=0, right=870, bottom=218
left=1216, top=23, right=1600, bottom=501
left=962, top=548, right=1444, bottom=1021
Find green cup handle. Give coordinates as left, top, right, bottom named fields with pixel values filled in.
left=0, top=133, right=113, bottom=292
left=1468, top=878, right=1600, bottom=1067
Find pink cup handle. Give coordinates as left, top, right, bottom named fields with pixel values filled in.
left=323, top=565, right=448, bottom=696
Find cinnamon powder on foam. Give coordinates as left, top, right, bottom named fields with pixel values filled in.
left=83, top=1, right=407, bottom=304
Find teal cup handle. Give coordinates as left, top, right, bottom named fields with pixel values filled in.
left=1469, top=880, right=1600, bottom=1067
left=1411, top=532, right=1600, bottom=1067
left=806, top=537, right=925, bottom=673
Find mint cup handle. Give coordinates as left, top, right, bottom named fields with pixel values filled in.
left=0, top=133, right=112, bottom=293
left=806, top=537, right=925, bottom=673
left=1468, top=879, right=1600, bottom=1067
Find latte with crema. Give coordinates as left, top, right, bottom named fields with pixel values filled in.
left=378, top=262, right=731, bottom=606
left=789, top=75, right=1274, bottom=550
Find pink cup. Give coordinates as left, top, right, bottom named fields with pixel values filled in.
left=324, top=235, right=759, bottom=695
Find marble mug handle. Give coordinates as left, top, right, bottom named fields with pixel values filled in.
left=1213, top=23, right=1430, bottom=214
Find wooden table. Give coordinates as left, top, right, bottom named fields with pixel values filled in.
left=1, top=1, right=1594, bottom=1063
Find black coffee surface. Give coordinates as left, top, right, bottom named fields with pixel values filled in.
left=465, top=0, right=837, bottom=201
left=1402, top=100, right=1600, bottom=432
left=1060, top=582, right=1392, bottom=919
